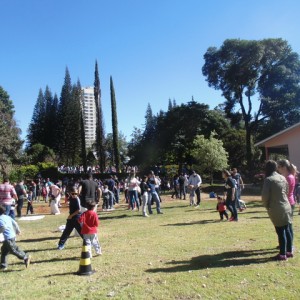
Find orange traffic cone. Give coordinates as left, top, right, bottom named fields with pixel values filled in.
left=77, top=240, right=95, bottom=276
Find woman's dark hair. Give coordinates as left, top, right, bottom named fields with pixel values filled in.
left=265, top=160, right=277, bottom=177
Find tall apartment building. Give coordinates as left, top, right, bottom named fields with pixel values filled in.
left=81, top=86, right=97, bottom=149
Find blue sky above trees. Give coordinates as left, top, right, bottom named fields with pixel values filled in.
left=0, top=0, right=299, bottom=141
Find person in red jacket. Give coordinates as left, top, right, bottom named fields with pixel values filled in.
left=78, top=200, right=101, bottom=257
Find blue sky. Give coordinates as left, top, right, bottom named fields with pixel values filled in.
left=1, top=0, right=300, bottom=141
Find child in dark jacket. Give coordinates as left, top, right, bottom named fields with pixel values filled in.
left=216, top=196, right=229, bottom=221
left=78, top=200, right=101, bottom=257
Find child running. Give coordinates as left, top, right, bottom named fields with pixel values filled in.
left=0, top=205, right=31, bottom=270
left=78, top=200, right=102, bottom=257
left=216, top=196, right=229, bottom=221
left=57, top=187, right=83, bottom=250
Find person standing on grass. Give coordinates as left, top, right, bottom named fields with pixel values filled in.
left=126, top=170, right=140, bottom=211
left=222, top=170, right=238, bottom=221
left=188, top=170, right=202, bottom=207
left=49, top=183, right=61, bottom=215
left=26, top=190, right=34, bottom=215
left=78, top=200, right=102, bottom=257
left=147, top=172, right=163, bottom=215
left=0, top=178, right=18, bottom=219
left=262, top=160, right=293, bottom=261
left=15, top=180, right=27, bottom=218
left=78, top=173, right=102, bottom=211
left=0, top=205, right=31, bottom=270
left=277, top=160, right=297, bottom=215
left=140, top=175, right=150, bottom=217
left=231, top=168, right=245, bottom=211
left=178, top=173, right=186, bottom=200
left=57, top=187, right=83, bottom=250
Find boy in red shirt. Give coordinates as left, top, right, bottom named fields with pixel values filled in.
left=78, top=200, right=101, bottom=257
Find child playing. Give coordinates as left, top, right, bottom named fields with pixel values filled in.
left=78, top=200, right=101, bottom=257
left=102, top=185, right=115, bottom=211
left=57, top=187, right=83, bottom=250
left=26, top=190, right=34, bottom=215
left=0, top=205, right=31, bottom=270
left=216, top=196, right=229, bottom=221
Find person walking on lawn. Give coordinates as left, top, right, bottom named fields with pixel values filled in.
left=57, top=187, right=83, bottom=250
left=0, top=205, right=31, bottom=270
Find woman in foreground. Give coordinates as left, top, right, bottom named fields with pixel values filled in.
left=262, top=160, right=293, bottom=261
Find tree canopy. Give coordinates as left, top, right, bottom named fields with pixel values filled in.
left=0, top=86, right=23, bottom=176
left=202, top=38, right=300, bottom=169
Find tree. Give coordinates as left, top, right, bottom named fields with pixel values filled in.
left=202, top=38, right=300, bottom=169
left=27, top=88, right=46, bottom=147
left=191, top=132, right=228, bottom=183
left=26, top=143, right=56, bottom=164
left=0, top=86, right=23, bottom=176
left=105, top=132, right=128, bottom=171
left=94, top=60, right=106, bottom=172
left=57, top=68, right=82, bottom=165
left=110, top=76, right=121, bottom=172
left=58, top=67, right=73, bottom=162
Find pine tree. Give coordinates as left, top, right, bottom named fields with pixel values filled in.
left=0, top=86, right=23, bottom=176
left=110, top=76, right=121, bottom=173
left=58, top=67, right=73, bottom=164
left=27, top=88, right=46, bottom=147
left=43, top=85, right=54, bottom=148
left=68, top=81, right=82, bottom=165
left=94, top=60, right=106, bottom=172
left=168, top=98, right=173, bottom=111
left=50, top=93, right=59, bottom=152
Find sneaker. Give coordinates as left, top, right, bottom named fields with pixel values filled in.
left=272, top=254, right=287, bottom=261
left=0, top=266, right=7, bottom=271
left=24, top=256, right=31, bottom=268
left=195, top=205, right=200, bottom=208
left=57, top=244, right=65, bottom=250
left=143, top=214, right=149, bottom=217
left=157, top=211, right=164, bottom=214
left=286, top=252, right=294, bottom=258
left=229, top=217, right=235, bottom=222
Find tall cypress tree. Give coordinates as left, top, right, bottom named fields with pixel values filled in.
left=27, top=88, right=46, bottom=147
left=110, top=76, right=121, bottom=173
left=79, top=81, right=87, bottom=172
left=94, top=60, right=106, bottom=172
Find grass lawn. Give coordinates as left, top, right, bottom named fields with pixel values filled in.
left=1, top=193, right=300, bottom=300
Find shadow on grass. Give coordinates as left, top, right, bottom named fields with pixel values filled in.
left=19, top=236, right=59, bottom=243
left=33, top=256, right=79, bottom=264
left=99, top=214, right=142, bottom=220
left=163, top=219, right=218, bottom=226
left=42, top=271, right=79, bottom=277
left=146, top=249, right=276, bottom=273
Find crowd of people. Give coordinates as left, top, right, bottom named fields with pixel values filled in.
left=1, top=160, right=300, bottom=270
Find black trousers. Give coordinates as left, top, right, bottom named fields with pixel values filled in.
left=58, top=218, right=83, bottom=246
left=1, top=238, right=27, bottom=268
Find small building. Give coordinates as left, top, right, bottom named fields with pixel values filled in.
left=255, top=122, right=300, bottom=169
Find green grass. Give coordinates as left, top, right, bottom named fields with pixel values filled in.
left=1, top=195, right=300, bottom=300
